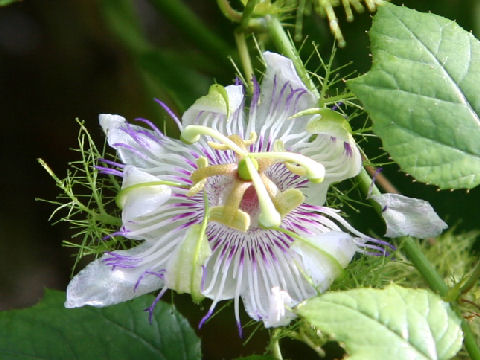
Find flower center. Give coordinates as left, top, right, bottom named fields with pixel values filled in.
left=181, top=125, right=325, bottom=232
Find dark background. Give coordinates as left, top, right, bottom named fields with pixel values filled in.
left=0, top=0, right=479, bottom=358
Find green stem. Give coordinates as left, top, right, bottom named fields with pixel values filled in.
left=318, top=92, right=356, bottom=107
left=298, top=328, right=326, bottom=357
left=149, top=0, right=233, bottom=61
left=234, top=30, right=254, bottom=94
left=460, top=258, right=480, bottom=296
left=265, top=16, right=319, bottom=98
left=216, top=0, right=242, bottom=22
left=356, top=168, right=383, bottom=214
left=270, top=329, right=284, bottom=360
left=38, top=158, right=94, bottom=217
left=240, top=0, right=259, bottom=29
left=400, top=236, right=449, bottom=296
left=462, top=320, right=480, bottom=360
left=356, top=168, right=480, bottom=360
left=95, top=213, right=122, bottom=226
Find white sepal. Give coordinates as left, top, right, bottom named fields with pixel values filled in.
left=65, top=241, right=164, bottom=308
left=292, top=231, right=357, bottom=292
left=182, top=84, right=244, bottom=130
left=120, top=166, right=171, bottom=223
left=372, top=193, right=448, bottom=239
left=165, top=224, right=211, bottom=303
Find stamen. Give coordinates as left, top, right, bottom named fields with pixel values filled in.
left=244, top=132, right=257, bottom=145
left=209, top=181, right=251, bottom=232
left=181, top=125, right=247, bottom=156
left=251, top=151, right=325, bottom=183
left=187, top=179, right=208, bottom=197
left=261, top=174, right=305, bottom=218
left=273, top=189, right=305, bottom=217
left=191, top=163, right=237, bottom=184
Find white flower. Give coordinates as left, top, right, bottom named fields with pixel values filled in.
left=65, top=52, right=388, bottom=331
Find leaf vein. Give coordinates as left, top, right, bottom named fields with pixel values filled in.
left=95, top=310, right=165, bottom=358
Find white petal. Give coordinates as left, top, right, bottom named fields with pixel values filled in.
left=120, top=166, right=172, bottom=223
left=201, top=240, right=239, bottom=302
left=201, top=224, right=313, bottom=327
left=264, top=287, right=296, bottom=328
left=299, top=135, right=362, bottom=206
left=65, top=241, right=164, bottom=308
left=372, top=193, right=448, bottom=239
left=292, top=231, right=357, bottom=292
left=99, top=114, right=126, bottom=134
left=182, top=84, right=245, bottom=136
left=249, top=52, right=317, bottom=149
left=99, top=113, right=166, bottom=168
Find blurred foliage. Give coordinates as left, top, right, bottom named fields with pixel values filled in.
left=0, top=0, right=21, bottom=6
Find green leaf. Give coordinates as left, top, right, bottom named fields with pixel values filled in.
left=297, top=284, right=463, bottom=360
left=348, top=4, right=480, bottom=189
left=235, top=356, right=275, bottom=360
left=0, top=290, right=201, bottom=360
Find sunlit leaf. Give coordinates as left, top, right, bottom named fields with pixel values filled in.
left=349, top=3, right=480, bottom=189
left=297, top=284, right=463, bottom=360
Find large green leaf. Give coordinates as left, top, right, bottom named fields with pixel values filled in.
left=348, top=4, right=480, bottom=189
left=297, top=284, right=463, bottom=360
left=0, top=290, right=200, bottom=360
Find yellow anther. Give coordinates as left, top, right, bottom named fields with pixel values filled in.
left=244, top=132, right=257, bottom=146
left=191, top=163, right=237, bottom=184
left=261, top=174, right=304, bottom=218
left=209, top=206, right=251, bottom=232
left=187, top=179, right=208, bottom=197
left=252, top=151, right=325, bottom=183
left=208, top=180, right=252, bottom=232
left=207, top=141, right=231, bottom=151
left=207, top=133, right=256, bottom=153
left=272, top=189, right=305, bottom=217
left=257, top=158, right=275, bottom=173
left=181, top=125, right=247, bottom=156
left=197, top=156, right=208, bottom=168
left=228, top=134, right=248, bottom=150
left=285, top=162, right=308, bottom=177
left=273, top=139, right=285, bottom=152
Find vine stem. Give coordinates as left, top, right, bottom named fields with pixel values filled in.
left=234, top=30, right=254, bottom=95
left=216, top=0, right=242, bottom=22
left=460, top=259, right=480, bottom=296
left=270, top=329, right=284, bottom=360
